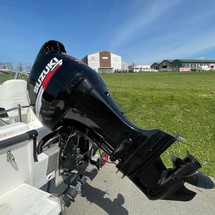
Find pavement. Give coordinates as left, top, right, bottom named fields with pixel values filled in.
left=65, top=163, right=215, bottom=215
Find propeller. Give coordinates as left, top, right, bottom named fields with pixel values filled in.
left=169, top=153, right=214, bottom=189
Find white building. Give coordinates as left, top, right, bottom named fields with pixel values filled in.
left=121, top=61, right=129, bottom=72
left=128, top=64, right=152, bottom=72
left=82, top=51, right=122, bottom=73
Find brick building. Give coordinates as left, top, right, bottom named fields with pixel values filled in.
left=82, top=51, right=122, bottom=73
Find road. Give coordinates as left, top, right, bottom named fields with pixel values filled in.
left=65, top=163, right=215, bottom=215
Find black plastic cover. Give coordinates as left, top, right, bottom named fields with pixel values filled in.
left=27, top=40, right=206, bottom=201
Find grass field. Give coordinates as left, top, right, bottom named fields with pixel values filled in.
left=101, top=72, right=215, bottom=177
left=1, top=71, right=215, bottom=177
left=0, top=71, right=15, bottom=84
left=0, top=71, right=28, bottom=84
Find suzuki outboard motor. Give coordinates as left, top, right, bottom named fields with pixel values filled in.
left=28, top=40, right=213, bottom=201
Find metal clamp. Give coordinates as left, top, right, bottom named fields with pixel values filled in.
left=7, top=150, right=15, bottom=164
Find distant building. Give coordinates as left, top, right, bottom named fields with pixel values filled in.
left=150, top=59, right=215, bottom=72
left=128, top=64, right=152, bottom=72
left=158, top=60, right=173, bottom=71
left=121, top=61, right=129, bottom=72
left=82, top=51, right=122, bottom=73
left=150, top=62, right=159, bottom=70
left=172, top=59, right=215, bottom=71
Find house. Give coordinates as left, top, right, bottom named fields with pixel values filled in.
left=150, top=62, right=159, bottom=70
left=158, top=60, right=173, bottom=71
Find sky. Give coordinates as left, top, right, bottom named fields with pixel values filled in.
left=1, top=0, right=215, bottom=66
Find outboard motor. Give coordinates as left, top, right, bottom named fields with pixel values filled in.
left=28, top=40, right=213, bottom=201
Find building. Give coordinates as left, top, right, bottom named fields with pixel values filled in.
left=82, top=51, right=122, bottom=73
left=172, top=59, right=215, bottom=71
left=128, top=64, right=152, bottom=72
left=158, top=60, right=173, bottom=71
left=121, top=61, right=129, bottom=72
left=150, top=62, right=159, bottom=70
left=150, top=59, right=215, bottom=71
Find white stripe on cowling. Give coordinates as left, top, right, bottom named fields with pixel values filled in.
left=35, top=86, right=44, bottom=119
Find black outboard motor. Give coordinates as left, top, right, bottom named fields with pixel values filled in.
left=28, top=40, right=213, bottom=201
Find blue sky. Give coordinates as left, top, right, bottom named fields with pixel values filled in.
left=1, top=0, right=215, bottom=66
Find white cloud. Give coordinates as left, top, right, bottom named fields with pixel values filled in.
left=111, top=0, right=215, bottom=64
left=109, top=0, right=180, bottom=49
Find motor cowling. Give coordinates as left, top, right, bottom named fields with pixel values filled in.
left=28, top=40, right=213, bottom=201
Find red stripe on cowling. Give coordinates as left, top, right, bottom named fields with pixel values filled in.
left=42, top=64, right=61, bottom=89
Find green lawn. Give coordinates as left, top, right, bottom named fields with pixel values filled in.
left=101, top=72, right=215, bottom=177
left=1, top=71, right=214, bottom=177
left=0, top=71, right=28, bottom=84
left=0, top=71, right=14, bottom=84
